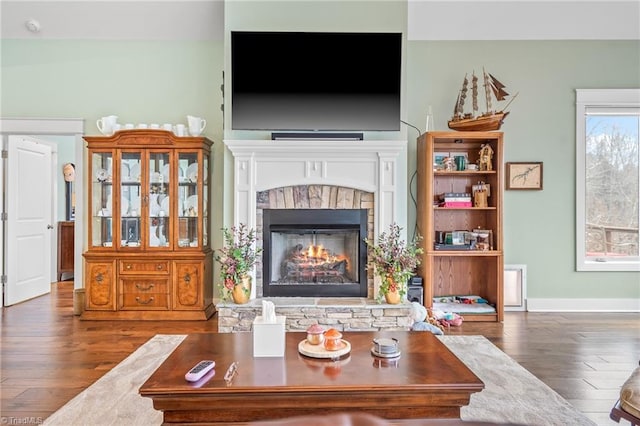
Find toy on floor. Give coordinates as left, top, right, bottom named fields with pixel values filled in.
left=410, top=302, right=444, bottom=335
left=432, top=309, right=464, bottom=328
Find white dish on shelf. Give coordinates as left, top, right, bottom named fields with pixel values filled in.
left=186, top=163, right=198, bottom=182
left=150, top=171, right=162, bottom=183
left=149, top=194, right=160, bottom=216
left=149, top=225, right=160, bottom=246
left=120, top=163, right=130, bottom=182
left=130, top=163, right=141, bottom=181
left=95, top=168, right=108, bottom=182
left=105, top=194, right=113, bottom=216
left=121, top=196, right=129, bottom=216
left=185, top=195, right=198, bottom=215
left=129, top=195, right=141, bottom=215
left=161, top=164, right=170, bottom=182
left=160, top=196, right=170, bottom=216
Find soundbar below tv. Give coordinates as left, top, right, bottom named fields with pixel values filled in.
left=271, top=132, right=364, bottom=141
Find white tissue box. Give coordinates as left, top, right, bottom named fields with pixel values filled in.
left=253, top=315, right=286, bottom=357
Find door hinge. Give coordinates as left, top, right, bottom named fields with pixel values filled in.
left=1, top=150, right=7, bottom=159
left=1, top=212, right=6, bottom=221
left=1, top=275, right=6, bottom=284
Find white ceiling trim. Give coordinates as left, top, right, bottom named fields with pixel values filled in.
left=408, top=1, right=640, bottom=40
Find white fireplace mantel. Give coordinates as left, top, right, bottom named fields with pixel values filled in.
left=224, top=139, right=408, bottom=238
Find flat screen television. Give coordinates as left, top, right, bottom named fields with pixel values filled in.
left=231, top=31, right=402, bottom=132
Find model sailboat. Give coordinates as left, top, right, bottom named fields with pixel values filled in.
left=448, top=69, right=517, bottom=132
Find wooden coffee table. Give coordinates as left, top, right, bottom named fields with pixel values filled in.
left=139, top=331, right=483, bottom=424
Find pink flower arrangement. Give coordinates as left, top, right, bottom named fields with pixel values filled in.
left=215, top=224, right=262, bottom=296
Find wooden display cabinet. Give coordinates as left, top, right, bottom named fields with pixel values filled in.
left=82, top=130, right=214, bottom=320
left=417, top=131, right=504, bottom=322
left=57, top=221, right=74, bottom=281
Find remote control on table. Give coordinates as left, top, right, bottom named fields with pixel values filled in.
left=185, top=360, right=215, bottom=382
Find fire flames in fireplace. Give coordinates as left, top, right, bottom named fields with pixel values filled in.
left=279, top=243, right=349, bottom=284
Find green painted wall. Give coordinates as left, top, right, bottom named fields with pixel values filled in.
left=2, top=3, right=638, bottom=302
left=1, top=39, right=226, bottom=284
left=406, top=40, right=640, bottom=300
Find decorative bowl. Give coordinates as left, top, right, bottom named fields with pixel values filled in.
left=306, top=324, right=325, bottom=345
left=323, top=328, right=343, bottom=351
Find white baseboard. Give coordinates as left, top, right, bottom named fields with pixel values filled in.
left=527, top=298, right=640, bottom=312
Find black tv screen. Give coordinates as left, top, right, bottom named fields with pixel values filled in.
left=231, top=31, right=402, bottom=132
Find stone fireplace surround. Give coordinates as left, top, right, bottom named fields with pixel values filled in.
left=217, top=139, right=412, bottom=332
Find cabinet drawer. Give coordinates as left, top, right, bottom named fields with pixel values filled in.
left=120, top=293, right=169, bottom=309
left=119, top=260, right=169, bottom=275
left=121, top=278, right=169, bottom=295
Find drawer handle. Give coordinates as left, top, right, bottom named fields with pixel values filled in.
left=125, top=264, right=132, bottom=270
left=135, top=296, right=155, bottom=305
left=184, top=273, right=191, bottom=284
left=95, top=273, right=103, bottom=283
left=135, top=283, right=155, bottom=291
left=156, top=264, right=164, bottom=270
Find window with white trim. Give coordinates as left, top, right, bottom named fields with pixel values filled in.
left=576, top=89, right=639, bottom=271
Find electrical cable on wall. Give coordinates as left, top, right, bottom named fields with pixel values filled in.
left=400, top=120, right=422, bottom=243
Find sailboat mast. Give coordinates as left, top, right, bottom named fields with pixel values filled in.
left=483, top=68, right=492, bottom=113
left=471, top=72, right=478, bottom=116
left=453, top=91, right=461, bottom=117
left=453, top=74, right=469, bottom=118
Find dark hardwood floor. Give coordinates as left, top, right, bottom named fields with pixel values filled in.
left=1, top=282, right=638, bottom=425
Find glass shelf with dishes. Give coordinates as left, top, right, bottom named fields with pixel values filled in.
left=120, top=153, right=142, bottom=249
left=176, top=152, right=208, bottom=248
left=148, top=152, right=171, bottom=248
left=91, top=151, right=114, bottom=248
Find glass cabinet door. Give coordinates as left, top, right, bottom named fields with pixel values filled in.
left=149, top=151, right=171, bottom=248
left=91, top=151, right=113, bottom=248
left=120, top=152, right=141, bottom=248
left=178, top=152, right=199, bottom=248
left=203, top=155, right=209, bottom=248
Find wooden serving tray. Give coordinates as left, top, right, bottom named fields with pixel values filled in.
left=298, top=339, right=351, bottom=359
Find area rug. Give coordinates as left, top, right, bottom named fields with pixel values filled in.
left=43, top=334, right=596, bottom=426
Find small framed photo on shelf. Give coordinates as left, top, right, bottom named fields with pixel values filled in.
left=433, top=152, right=449, bottom=170
left=451, top=231, right=466, bottom=245
left=473, top=229, right=493, bottom=251
left=506, top=162, right=543, bottom=190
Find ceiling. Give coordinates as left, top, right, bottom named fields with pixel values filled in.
left=1, top=1, right=225, bottom=40
left=1, top=1, right=638, bottom=41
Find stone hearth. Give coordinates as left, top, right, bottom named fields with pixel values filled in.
left=217, top=298, right=413, bottom=333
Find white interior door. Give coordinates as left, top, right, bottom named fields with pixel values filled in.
left=5, top=135, right=53, bottom=305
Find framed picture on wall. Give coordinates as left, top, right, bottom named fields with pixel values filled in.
left=506, top=162, right=543, bottom=190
